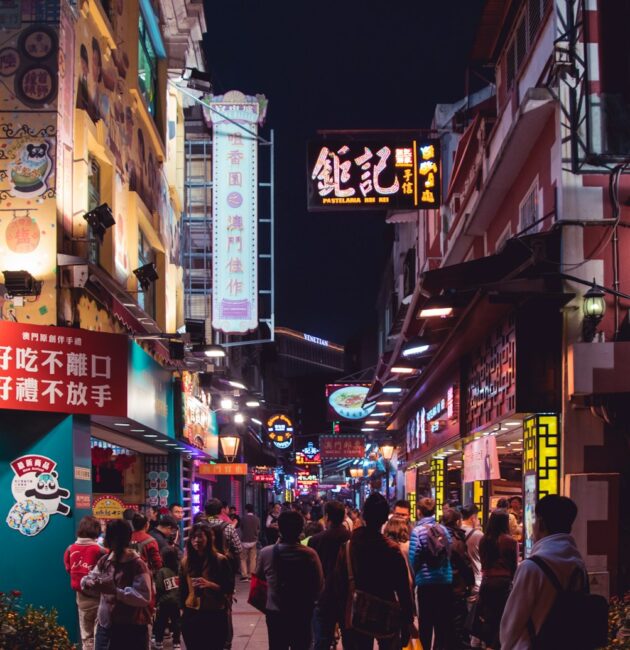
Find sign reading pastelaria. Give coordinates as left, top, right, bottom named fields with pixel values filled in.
left=6, top=454, right=70, bottom=536
left=0, top=322, right=127, bottom=415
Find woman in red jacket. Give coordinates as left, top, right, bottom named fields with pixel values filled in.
left=64, top=516, right=106, bottom=650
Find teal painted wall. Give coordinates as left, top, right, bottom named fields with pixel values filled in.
left=0, top=412, right=90, bottom=641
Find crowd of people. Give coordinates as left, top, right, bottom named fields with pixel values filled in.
left=62, top=492, right=593, bottom=650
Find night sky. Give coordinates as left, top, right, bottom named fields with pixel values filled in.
left=203, top=2, right=485, bottom=345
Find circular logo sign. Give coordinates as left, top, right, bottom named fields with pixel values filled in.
left=267, top=414, right=294, bottom=449
left=227, top=192, right=243, bottom=208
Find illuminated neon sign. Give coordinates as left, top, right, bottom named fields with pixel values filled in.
left=307, top=138, right=440, bottom=211
left=304, top=333, right=329, bottom=347
left=296, top=441, right=321, bottom=465
left=266, top=414, right=294, bottom=449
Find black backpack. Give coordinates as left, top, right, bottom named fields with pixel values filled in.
left=415, top=523, right=451, bottom=570
left=527, top=556, right=608, bottom=650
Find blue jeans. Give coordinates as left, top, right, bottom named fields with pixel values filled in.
left=95, top=623, right=149, bottom=649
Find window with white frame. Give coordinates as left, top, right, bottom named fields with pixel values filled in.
left=519, top=178, right=540, bottom=233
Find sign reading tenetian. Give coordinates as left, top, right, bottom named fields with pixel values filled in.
left=307, top=138, right=440, bottom=211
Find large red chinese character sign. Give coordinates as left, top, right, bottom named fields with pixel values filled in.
left=210, top=91, right=267, bottom=334
left=307, top=138, right=440, bottom=211
left=0, top=322, right=127, bottom=416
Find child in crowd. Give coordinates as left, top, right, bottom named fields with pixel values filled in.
left=153, top=545, right=181, bottom=650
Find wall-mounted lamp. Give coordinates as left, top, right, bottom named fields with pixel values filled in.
left=83, top=203, right=115, bottom=242
left=182, top=67, right=212, bottom=92
left=349, top=467, right=364, bottom=479
left=583, top=279, right=606, bottom=342
left=219, top=431, right=240, bottom=462
left=133, top=263, right=159, bottom=291
left=2, top=270, right=42, bottom=297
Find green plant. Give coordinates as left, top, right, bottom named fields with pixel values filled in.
left=0, top=590, right=75, bottom=649
left=608, top=592, right=630, bottom=649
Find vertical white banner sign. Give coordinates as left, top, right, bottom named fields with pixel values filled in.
left=210, top=91, right=266, bottom=334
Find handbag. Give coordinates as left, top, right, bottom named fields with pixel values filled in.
left=247, top=574, right=268, bottom=613
left=344, top=541, right=402, bottom=639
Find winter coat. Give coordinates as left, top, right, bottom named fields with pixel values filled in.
left=64, top=538, right=106, bottom=592
left=409, top=516, right=453, bottom=586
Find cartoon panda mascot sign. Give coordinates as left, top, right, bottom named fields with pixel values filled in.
left=6, top=455, right=71, bottom=536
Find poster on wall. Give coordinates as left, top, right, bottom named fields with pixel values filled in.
left=523, top=473, right=537, bottom=558
left=210, top=90, right=267, bottom=334
left=463, top=435, right=500, bottom=483
left=6, top=454, right=70, bottom=536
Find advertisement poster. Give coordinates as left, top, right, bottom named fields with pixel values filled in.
left=463, top=435, right=500, bottom=483
left=6, top=454, right=70, bottom=536
left=524, top=473, right=537, bottom=558
left=326, top=383, right=376, bottom=421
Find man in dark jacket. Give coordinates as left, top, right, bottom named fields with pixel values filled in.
left=255, top=510, right=324, bottom=649
left=332, top=493, right=415, bottom=649
left=308, top=500, right=351, bottom=650
left=149, top=514, right=180, bottom=553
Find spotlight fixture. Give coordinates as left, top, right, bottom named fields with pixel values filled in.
left=220, top=397, right=234, bottom=410
left=185, top=319, right=206, bottom=344
left=182, top=67, right=213, bottom=92
left=391, top=366, right=416, bottom=374
left=2, top=270, right=42, bottom=297
left=418, top=296, right=453, bottom=319
left=204, top=344, right=226, bottom=358
left=133, top=263, right=159, bottom=291
left=228, top=379, right=247, bottom=390
left=83, top=203, right=115, bottom=243
left=168, top=340, right=185, bottom=360
left=234, top=413, right=245, bottom=424
left=402, top=340, right=430, bottom=357
left=245, top=399, right=260, bottom=408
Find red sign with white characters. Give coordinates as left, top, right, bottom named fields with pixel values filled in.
left=0, top=322, right=127, bottom=416
left=320, top=435, right=366, bottom=459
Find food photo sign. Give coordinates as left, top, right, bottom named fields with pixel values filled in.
left=326, top=383, right=376, bottom=421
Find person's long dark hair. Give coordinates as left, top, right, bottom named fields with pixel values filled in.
left=185, top=523, right=219, bottom=575
left=480, top=509, right=510, bottom=568
left=105, top=519, right=132, bottom=561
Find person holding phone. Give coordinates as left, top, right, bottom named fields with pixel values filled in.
left=179, top=523, right=235, bottom=650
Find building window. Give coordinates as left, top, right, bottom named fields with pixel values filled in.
left=138, top=13, right=158, bottom=117
left=519, top=178, right=539, bottom=233
left=138, top=229, right=156, bottom=319
left=87, top=156, right=101, bottom=265
left=587, top=1, right=630, bottom=156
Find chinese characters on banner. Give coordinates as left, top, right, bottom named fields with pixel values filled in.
left=0, top=322, right=127, bottom=416
left=320, top=435, right=366, bottom=459
left=209, top=91, right=267, bottom=334
left=307, top=138, right=440, bottom=211
left=198, top=463, right=248, bottom=476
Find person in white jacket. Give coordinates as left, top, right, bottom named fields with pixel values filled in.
left=499, top=495, right=587, bottom=650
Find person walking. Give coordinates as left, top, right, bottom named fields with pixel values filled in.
left=81, top=518, right=153, bottom=650
left=265, top=502, right=281, bottom=545
left=500, top=496, right=590, bottom=650
left=179, top=523, right=235, bottom=650
left=332, top=493, right=415, bottom=650
left=383, top=514, right=412, bottom=565
left=131, top=513, right=162, bottom=572
left=442, top=509, right=476, bottom=649
left=472, top=509, right=518, bottom=650
left=409, top=496, right=454, bottom=650
left=255, top=510, right=324, bottom=649
left=308, top=500, right=351, bottom=650
left=239, top=503, right=260, bottom=581
left=461, top=503, right=484, bottom=648
left=153, top=546, right=181, bottom=650
left=64, top=515, right=106, bottom=650
left=149, top=514, right=180, bottom=554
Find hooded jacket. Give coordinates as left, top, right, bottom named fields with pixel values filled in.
left=499, top=533, right=587, bottom=650
left=64, top=537, right=106, bottom=591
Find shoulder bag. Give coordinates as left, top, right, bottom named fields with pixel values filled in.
left=344, top=541, right=402, bottom=639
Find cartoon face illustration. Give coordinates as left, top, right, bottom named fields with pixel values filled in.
left=24, top=470, right=70, bottom=515
left=25, top=143, right=48, bottom=159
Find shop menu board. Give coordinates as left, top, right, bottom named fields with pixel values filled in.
left=325, top=383, right=376, bottom=421
left=0, top=321, right=127, bottom=416
left=463, top=436, right=500, bottom=483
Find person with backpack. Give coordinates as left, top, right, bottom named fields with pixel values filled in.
left=81, top=518, right=153, bottom=649
left=332, top=492, right=415, bottom=650
left=471, top=509, right=518, bottom=649
left=64, top=515, right=106, bottom=650
left=153, top=546, right=181, bottom=650
left=179, top=523, right=235, bottom=650
left=442, top=509, right=476, bottom=648
left=461, top=503, right=484, bottom=648
left=409, top=496, right=454, bottom=650
left=131, top=512, right=162, bottom=572
left=255, top=510, right=324, bottom=649
left=500, top=495, right=607, bottom=650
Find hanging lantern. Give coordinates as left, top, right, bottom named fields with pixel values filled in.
left=219, top=431, right=240, bottom=462
left=5, top=212, right=40, bottom=253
